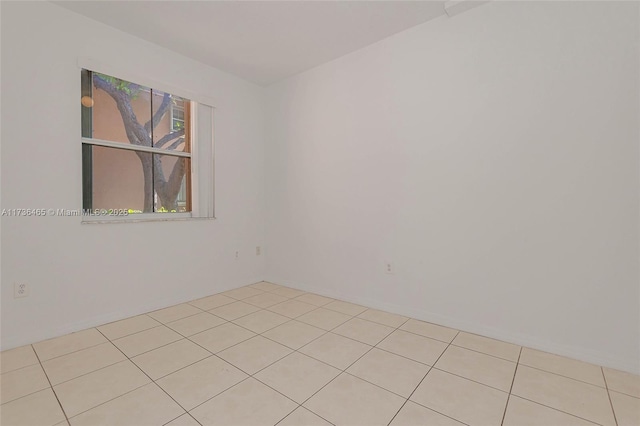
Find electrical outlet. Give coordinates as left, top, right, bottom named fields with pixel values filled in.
left=385, top=263, right=394, bottom=274
left=256, top=246, right=261, bottom=256
left=14, top=283, right=30, bottom=298
left=235, top=250, right=240, bottom=260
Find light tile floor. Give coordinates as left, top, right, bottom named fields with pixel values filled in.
left=1, top=282, right=639, bottom=426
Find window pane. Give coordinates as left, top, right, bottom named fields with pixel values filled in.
left=90, top=73, right=152, bottom=146
left=81, top=70, right=195, bottom=217
left=153, top=154, right=191, bottom=213
left=91, top=146, right=152, bottom=213
left=152, top=91, right=190, bottom=152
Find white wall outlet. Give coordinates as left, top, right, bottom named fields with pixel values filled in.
left=386, top=263, right=394, bottom=274
left=235, top=250, right=240, bottom=260
left=256, top=246, right=261, bottom=256
left=14, top=283, right=30, bottom=298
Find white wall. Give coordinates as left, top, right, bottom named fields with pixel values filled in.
left=2, top=1, right=639, bottom=375
left=0, top=2, right=266, bottom=349
left=264, top=1, right=640, bottom=373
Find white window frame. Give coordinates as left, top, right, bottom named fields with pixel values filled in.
left=78, top=58, right=215, bottom=223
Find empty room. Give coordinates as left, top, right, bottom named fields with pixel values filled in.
left=1, top=1, right=638, bottom=425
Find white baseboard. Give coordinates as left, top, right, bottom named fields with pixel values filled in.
left=269, top=277, right=640, bottom=375
left=0, top=279, right=264, bottom=351
left=7, top=275, right=637, bottom=376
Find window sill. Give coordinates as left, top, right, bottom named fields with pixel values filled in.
left=81, top=213, right=214, bottom=224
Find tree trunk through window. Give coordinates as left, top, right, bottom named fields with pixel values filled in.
left=92, top=74, right=189, bottom=213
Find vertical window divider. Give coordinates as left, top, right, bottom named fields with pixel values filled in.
left=184, top=101, right=192, bottom=213
left=150, top=88, right=156, bottom=212
left=190, top=102, right=200, bottom=217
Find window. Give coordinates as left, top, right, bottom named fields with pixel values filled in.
left=169, top=100, right=188, bottom=209
left=81, top=69, right=214, bottom=220
left=171, top=101, right=185, bottom=132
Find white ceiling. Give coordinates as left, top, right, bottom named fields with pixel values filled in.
left=54, top=1, right=447, bottom=86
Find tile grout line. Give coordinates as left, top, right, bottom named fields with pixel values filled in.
left=128, top=292, right=356, bottom=368
left=601, top=367, right=619, bottom=426
left=447, top=342, right=519, bottom=363
left=426, top=366, right=512, bottom=394
left=393, top=323, right=464, bottom=345
left=148, top=303, right=208, bottom=323
left=165, top=315, right=228, bottom=336
left=339, top=370, right=422, bottom=402
left=93, top=328, right=203, bottom=426
left=148, top=315, right=224, bottom=360
left=507, top=395, right=605, bottom=426
left=113, top=332, right=184, bottom=359
left=274, top=407, right=336, bottom=426
left=211, top=296, right=371, bottom=355
left=136, top=286, right=409, bottom=423
left=298, top=317, right=492, bottom=406
left=33, top=332, right=109, bottom=364
left=500, top=346, right=523, bottom=426
left=161, top=412, right=192, bottom=426
left=404, top=400, right=472, bottom=426
left=518, top=363, right=611, bottom=390
left=366, top=323, right=495, bottom=370
left=255, top=305, right=341, bottom=426
left=181, top=368, right=304, bottom=426
left=66, top=382, right=153, bottom=422
left=183, top=326, right=327, bottom=426
left=207, top=306, right=352, bottom=412
left=157, top=309, right=214, bottom=326
left=389, top=325, right=619, bottom=394
left=175, top=375, right=254, bottom=418
left=148, top=300, right=309, bottom=422
left=30, top=343, right=71, bottom=425
left=387, top=330, right=470, bottom=426
left=503, top=357, right=606, bottom=426
left=40, top=332, right=210, bottom=389
left=420, top=340, right=615, bottom=395
left=184, top=413, right=203, bottom=426
left=122, top=308, right=274, bottom=359
left=160, top=409, right=204, bottom=426
left=39, top=336, right=177, bottom=388
left=183, top=307, right=325, bottom=365
left=44, top=356, right=125, bottom=388
left=290, top=317, right=407, bottom=403
left=263, top=312, right=428, bottom=380
left=288, top=317, right=413, bottom=423
left=101, top=312, right=270, bottom=426
left=109, top=323, right=172, bottom=346
left=8, top=285, right=635, bottom=426
left=271, top=407, right=305, bottom=426
left=0, top=381, right=57, bottom=407
left=221, top=290, right=267, bottom=301
left=98, top=316, right=162, bottom=340
left=151, top=354, right=215, bottom=383
left=201, top=314, right=302, bottom=355
left=188, top=293, right=237, bottom=312
left=256, top=325, right=329, bottom=353
left=4, top=287, right=397, bottom=425
left=103, top=305, right=207, bottom=338
left=240, top=318, right=408, bottom=405
left=206, top=304, right=275, bottom=322
left=3, top=296, right=334, bottom=370
left=187, top=299, right=237, bottom=311
left=0, top=360, right=42, bottom=376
